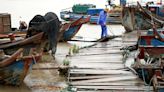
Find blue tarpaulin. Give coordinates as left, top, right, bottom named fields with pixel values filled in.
left=139, top=38, right=164, bottom=46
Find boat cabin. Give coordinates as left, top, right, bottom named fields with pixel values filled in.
left=147, top=4, right=164, bottom=17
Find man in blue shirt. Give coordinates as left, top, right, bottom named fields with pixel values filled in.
left=97, top=8, right=109, bottom=38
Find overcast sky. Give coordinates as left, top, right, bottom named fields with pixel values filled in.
left=0, top=0, right=161, bottom=27
left=0, top=0, right=107, bottom=27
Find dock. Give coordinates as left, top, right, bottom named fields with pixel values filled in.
left=67, top=31, right=154, bottom=91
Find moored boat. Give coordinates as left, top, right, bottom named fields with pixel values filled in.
left=60, top=4, right=122, bottom=24
left=131, top=27, right=164, bottom=90
left=0, top=12, right=61, bottom=86
left=0, top=48, right=41, bottom=85
left=60, top=16, right=90, bottom=41
left=60, top=4, right=95, bottom=21
left=0, top=12, right=62, bottom=57
left=122, top=2, right=164, bottom=32
left=0, top=32, right=44, bottom=55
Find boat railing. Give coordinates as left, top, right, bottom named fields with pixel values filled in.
left=126, top=2, right=145, bottom=7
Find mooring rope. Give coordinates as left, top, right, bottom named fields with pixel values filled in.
left=141, top=68, right=153, bottom=92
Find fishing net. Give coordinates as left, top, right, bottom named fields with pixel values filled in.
left=44, top=12, right=60, bottom=54
left=26, top=12, right=60, bottom=55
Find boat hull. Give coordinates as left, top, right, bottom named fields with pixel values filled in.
left=60, top=11, right=121, bottom=24
left=0, top=49, right=41, bottom=85
left=60, top=11, right=90, bottom=21
left=133, top=29, right=164, bottom=85
left=122, top=3, right=164, bottom=32
left=0, top=32, right=44, bottom=55
left=0, top=59, right=33, bottom=85
left=60, top=16, right=90, bottom=41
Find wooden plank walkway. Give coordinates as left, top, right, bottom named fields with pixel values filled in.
left=68, top=31, right=154, bottom=91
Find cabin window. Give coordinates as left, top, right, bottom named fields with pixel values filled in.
left=149, top=7, right=157, bottom=14
left=150, top=7, right=155, bottom=11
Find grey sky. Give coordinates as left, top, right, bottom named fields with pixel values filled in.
left=0, top=0, right=161, bottom=27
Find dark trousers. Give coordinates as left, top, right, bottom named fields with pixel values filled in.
left=101, top=25, right=108, bottom=38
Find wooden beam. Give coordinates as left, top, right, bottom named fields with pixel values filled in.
left=71, top=81, right=144, bottom=86
left=69, top=75, right=134, bottom=80
left=70, top=69, right=132, bottom=75
left=77, top=91, right=153, bottom=92
left=74, top=85, right=153, bottom=91
left=71, top=76, right=138, bottom=84
left=70, top=63, right=125, bottom=69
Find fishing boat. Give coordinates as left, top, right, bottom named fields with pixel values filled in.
left=60, top=4, right=122, bottom=24
left=132, top=27, right=164, bottom=91
left=138, top=27, right=164, bottom=58
left=122, top=2, right=164, bottom=32
left=0, top=48, right=41, bottom=85
left=0, top=32, right=44, bottom=55
left=60, top=4, right=95, bottom=21
left=146, top=2, right=164, bottom=18
left=0, top=12, right=62, bottom=57
left=60, top=11, right=90, bottom=22
left=0, top=12, right=62, bottom=85
left=153, top=70, right=164, bottom=92
left=59, top=16, right=90, bottom=41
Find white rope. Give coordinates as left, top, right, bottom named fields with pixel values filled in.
left=32, top=55, right=37, bottom=64
left=107, top=25, right=115, bottom=36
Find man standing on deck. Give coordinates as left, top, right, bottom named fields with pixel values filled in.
left=97, top=8, right=109, bottom=38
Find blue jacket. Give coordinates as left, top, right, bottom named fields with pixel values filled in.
left=97, top=10, right=107, bottom=26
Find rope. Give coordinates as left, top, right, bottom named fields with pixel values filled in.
left=141, top=68, right=153, bottom=92
left=107, top=25, right=115, bottom=36
left=141, top=68, right=148, bottom=85
left=32, top=55, right=37, bottom=64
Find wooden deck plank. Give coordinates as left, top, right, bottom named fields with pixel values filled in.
left=91, top=46, right=122, bottom=49
left=92, top=45, right=122, bottom=48
left=70, top=63, right=125, bottom=69
left=74, top=86, right=153, bottom=91
left=71, top=76, right=138, bottom=84
left=69, top=75, right=135, bottom=80
left=82, top=47, right=122, bottom=51
left=71, top=82, right=144, bottom=86
left=74, top=51, right=123, bottom=56
left=122, top=43, right=137, bottom=46
left=70, top=60, right=123, bottom=64
left=70, top=56, right=123, bottom=61
left=77, top=91, right=153, bottom=92
left=79, top=49, right=122, bottom=53
left=69, top=54, right=122, bottom=60
left=95, top=42, right=123, bottom=47
left=70, top=69, right=132, bottom=75
left=70, top=62, right=124, bottom=65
